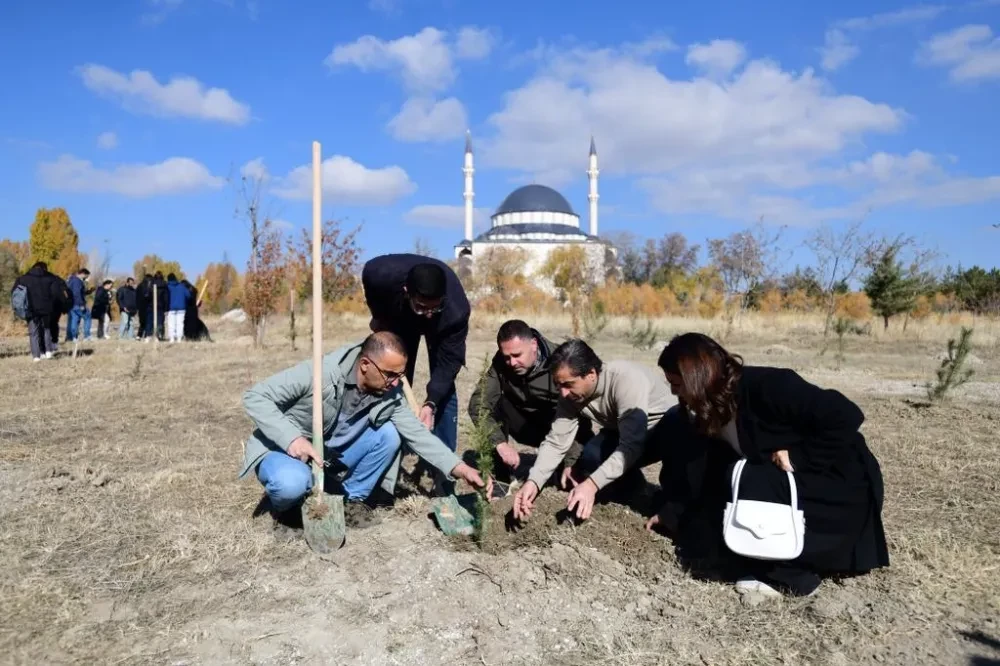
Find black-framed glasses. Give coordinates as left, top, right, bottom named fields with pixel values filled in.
left=408, top=295, right=445, bottom=316
left=365, top=356, right=405, bottom=386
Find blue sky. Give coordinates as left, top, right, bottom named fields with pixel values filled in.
left=1, top=0, right=998, bottom=279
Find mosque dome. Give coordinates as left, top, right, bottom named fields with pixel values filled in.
left=494, top=185, right=576, bottom=217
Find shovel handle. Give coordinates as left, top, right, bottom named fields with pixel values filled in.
left=400, top=377, right=421, bottom=417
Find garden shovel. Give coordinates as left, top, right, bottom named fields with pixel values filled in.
left=301, top=140, right=346, bottom=555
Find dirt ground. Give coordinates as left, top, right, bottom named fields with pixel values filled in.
left=1, top=314, right=998, bottom=666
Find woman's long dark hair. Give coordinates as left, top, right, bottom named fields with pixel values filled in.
left=657, top=333, right=743, bottom=436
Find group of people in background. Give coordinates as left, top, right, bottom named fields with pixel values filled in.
left=11, top=262, right=210, bottom=362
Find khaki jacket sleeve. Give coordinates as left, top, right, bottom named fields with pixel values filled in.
left=589, top=374, right=651, bottom=489
left=527, top=399, right=581, bottom=490
left=390, top=397, right=462, bottom=476
left=242, top=358, right=312, bottom=452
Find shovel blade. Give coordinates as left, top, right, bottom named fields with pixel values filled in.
left=302, top=493, right=346, bottom=554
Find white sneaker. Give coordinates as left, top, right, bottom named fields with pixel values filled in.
left=45, top=351, right=53, bottom=359
left=736, top=577, right=783, bottom=598
left=32, top=357, right=41, bottom=363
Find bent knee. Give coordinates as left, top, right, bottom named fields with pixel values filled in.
left=258, top=457, right=312, bottom=508
left=375, top=423, right=402, bottom=451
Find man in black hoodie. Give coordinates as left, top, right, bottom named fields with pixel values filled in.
left=135, top=274, right=151, bottom=340
left=361, top=255, right=470, bottom=483
left=14, top=262, right=63, bottom=361
left=116, top=277, right=138, bottom=339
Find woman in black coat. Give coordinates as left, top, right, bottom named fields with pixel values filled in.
left=648, top=333, right=888, bottom=597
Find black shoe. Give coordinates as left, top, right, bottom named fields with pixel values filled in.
left=345, top=500, right=381, bottom=530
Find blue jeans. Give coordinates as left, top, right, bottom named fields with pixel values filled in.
left=256, top=422, right=401, bottom=512
left=432, top=389, right=458, bottom=452
left=66, top=306, right=91, bottom=341
left=118, top=312, right=136, bottom=339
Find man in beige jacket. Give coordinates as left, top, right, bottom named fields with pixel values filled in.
left=513, top=339, right=678, bottom=522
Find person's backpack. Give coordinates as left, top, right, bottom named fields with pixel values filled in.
left=11, top=284, right=31, bottom=320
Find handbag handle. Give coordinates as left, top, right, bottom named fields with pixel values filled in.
left=731, top=458, right=799, bottom=514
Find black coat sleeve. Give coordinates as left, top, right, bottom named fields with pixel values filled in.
left=360, top=258, right=398, bottom=325
left=751, top=368, right=865, bottom=474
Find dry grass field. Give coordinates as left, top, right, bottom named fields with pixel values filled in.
left=1, top=311, right=999, bottom=665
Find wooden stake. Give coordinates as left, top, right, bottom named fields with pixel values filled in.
left=311, top=141, right=323, bottom=496
left=196, top=280, right=209, bottom=308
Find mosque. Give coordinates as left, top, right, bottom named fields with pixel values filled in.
left=454, top=134, right=612, bottom=289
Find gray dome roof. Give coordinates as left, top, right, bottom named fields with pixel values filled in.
left=494, top=184, right=576, bottom=217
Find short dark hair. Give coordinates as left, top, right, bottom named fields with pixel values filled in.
left=78, top=268, right=90, bottom=276
left=405, top=263, right=446, bottom=300
left=497, top=319, right=533, bottom=345
left=154, top=271, right=164, bottom=279
left=360, top=330, right=408, bottom=360
left=126, top=277, right=135, bottom=283
left=550, top=339, right=603, bottom=377
left=33, top=261, right=48, bottom=271
left=102, top=279, right=113, bottom=287
left=167, top=272, right=177, bottom=281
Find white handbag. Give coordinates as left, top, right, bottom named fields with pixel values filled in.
left=722, top=459, right=805, bottom=561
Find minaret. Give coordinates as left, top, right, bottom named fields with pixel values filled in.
left=587, top=136, right=599, bottom=236
left=463, top=131, right=474, bottom=242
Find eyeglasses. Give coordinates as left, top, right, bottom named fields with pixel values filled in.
left=408, top=296, right=445, bottom=316
left=365, top=357, right=405, bottom=386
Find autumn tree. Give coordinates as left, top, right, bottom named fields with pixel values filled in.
left=708, top=224, right=784, bottom=313
left=540, top=245, right=594, bottom=336
left=197, top=256, right=242, bottom=314
left=0, top=240, right=30, bottom=273
left=0, top=246, right=20, bottom=297
left=286, top=219, right=361, bottom=304
left=29, top=207, right=82, bottom=277
left=473, top=246, right=529, bottom=311
left=243, top=221, right=286, bottom=346
left=806, top=220, right=882, bottom=336
left=133, top=254, right=185, bottom=280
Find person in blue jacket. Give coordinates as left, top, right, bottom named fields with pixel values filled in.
left=165, top=273, right=192, bottom=343
left=65, top=268, right=93, bottom=342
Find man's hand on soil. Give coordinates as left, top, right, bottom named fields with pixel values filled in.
left=495, top=442, right=520, bottom=469
left=513, top=480, right=539, bottom=521
left=566, top=476, right=599, bottom=521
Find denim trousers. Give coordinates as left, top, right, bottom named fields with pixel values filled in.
left=255, top=422, right=401, bottom=512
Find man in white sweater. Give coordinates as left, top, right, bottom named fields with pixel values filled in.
left=513, top=339, right=678, bottom=522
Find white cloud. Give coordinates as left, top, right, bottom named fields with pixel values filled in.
left=38, top=154, right=223, bottom=197
left=78, top=64, right=251, bottom=124
left=403, top=204, right=490, bottom=230
left=326, top=27, right=456, bottom=93
left=367, top=0, right=399, bottom=15
left=482, top=44, right=902, bottom=181
left=835, top=6, right=947, bottom=32
left=483, top=39, right=1000, bottom=224
left=819, top=6, right=948, bottom=72
left=624, top=35, right=679, bottom=57
left=919, top=24, right=1000, bottom=81
left=819, top=29, right=861, bottom=71
left=388, top=97, right=467, bottom=142
left=240, top=156, right=269, bottom=181
left=455, top=26, right=496, bottom=60
left=685, top=40, right=747, bottom=77
left=270, top=155, right=416, bottom=205
left=96, top=131, right=118, bottom=150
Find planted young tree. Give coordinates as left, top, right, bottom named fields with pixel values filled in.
left=468, top=356, right=498, bottom=546
left=927, top=327, right=975, bottom=401
left=863, top=245, right=919, bottom=330
left=626, top=313, right=659, bottom=351
left=582, top=299, right=610, bottom=340
left=806, top=220, right=881, bottom=336
left=243, top=222, right=286, bottom=347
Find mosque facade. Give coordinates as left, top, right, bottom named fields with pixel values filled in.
left=454, top=134, right=612, bottom=290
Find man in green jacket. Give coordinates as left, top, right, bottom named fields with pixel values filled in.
left=468, top=319, right=591, bottom=479
left=240, top=331, right=484, bottom=535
